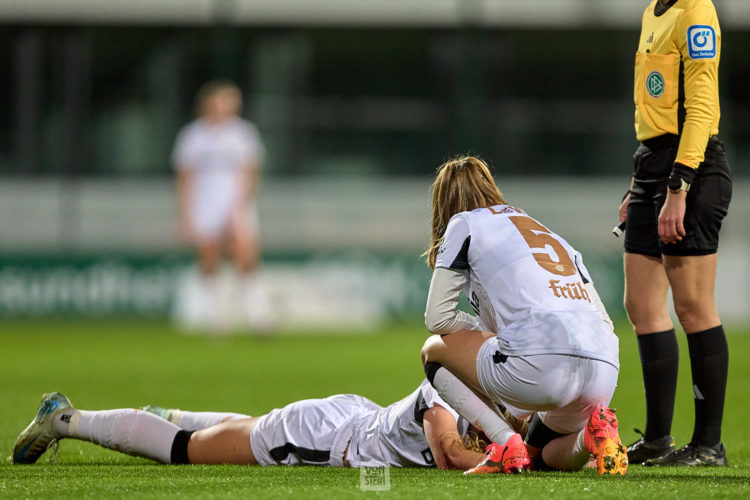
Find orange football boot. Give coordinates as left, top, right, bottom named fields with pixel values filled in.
left=584, top=406, right=628, bottom=475
left=464, top=433, right=531, bottom=475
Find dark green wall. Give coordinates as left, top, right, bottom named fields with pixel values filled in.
left=1, top=26, right=747, bottom=177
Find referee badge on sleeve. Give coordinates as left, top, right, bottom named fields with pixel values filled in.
left=687, top=25, right=716, bottom=59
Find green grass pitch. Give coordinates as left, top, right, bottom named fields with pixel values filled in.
left=2, top=319, right=750, bottom=498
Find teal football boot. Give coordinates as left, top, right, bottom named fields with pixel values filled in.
left=13, top=392, right=73, bottom=464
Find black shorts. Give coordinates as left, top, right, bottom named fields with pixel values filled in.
left=624, top=135, right=732, bottom=258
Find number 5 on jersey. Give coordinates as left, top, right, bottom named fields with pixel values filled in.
left=508, top=216, right=576, bottom=277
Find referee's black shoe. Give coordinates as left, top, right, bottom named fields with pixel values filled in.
left=626, top=429, right=675, bottom=464
left=644, top=442, right=728, bottom=467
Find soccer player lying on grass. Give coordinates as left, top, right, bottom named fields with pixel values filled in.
left=13, top=379, right=518, bottom=470
left=420, top=156, right=628, bottom=475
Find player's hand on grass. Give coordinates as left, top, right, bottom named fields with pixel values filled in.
left=658, top=191, right=687, bottom=244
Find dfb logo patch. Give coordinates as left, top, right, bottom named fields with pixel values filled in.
left=687, top=25, right=716, bottom=59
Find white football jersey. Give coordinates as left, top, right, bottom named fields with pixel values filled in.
left=172, top=117, right=264, bottom=236
left=172, top=117, right=263, bottom=203
left=172, top=117, right=263, bottom=172
left=346, top=379, right=469, bottom=468
left=435, top=205, right=619, bottom=368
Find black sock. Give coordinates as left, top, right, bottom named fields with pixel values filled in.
left=525, top=414, right=566, bottom=450
left=687, top=325, right=728, bottom=447
left=526, top=414, right=565, bottom=472
left=424, top=362, right=442, bottom=385
left=637, top=329, right=679, bottom=441
left=170, top=430, right=195, bottom=464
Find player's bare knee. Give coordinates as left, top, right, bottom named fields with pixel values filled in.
left=420, top=342, right=430, bottom=365
left=200, top=263, right=220, bottom=276
left=199, top=252, right=221, bottom=275
left=623, top=302, right=638, bottom=328
left=624, top=293, right=652, bottom=319
left=624, top=299, right=669, bottom=334
left=673, top=302, right=718, bottom=333
left=623, top=294, right=636, bottom=317
left=421, top=335, right=443, bottom=365
left=623, top=304, right=648, bottom=331
left=673, top=294, right=699, bottom=321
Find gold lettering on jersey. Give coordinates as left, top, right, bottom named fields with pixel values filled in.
left=548, top=280, right=591, bottom=303
left=509, top=216, right=577, bottom=277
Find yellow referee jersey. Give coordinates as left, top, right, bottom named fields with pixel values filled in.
left=634, top=0, right=721, bottom=169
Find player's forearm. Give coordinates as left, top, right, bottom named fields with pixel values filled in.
left=432, top=311, right=484, bottom=334
left=676, top=120, right=714, bottom=170
left=424, top=267, right=483, bottom=334
left=449, top=449, right=486, bottom=471
left=441, top=434, right=485, bottom=470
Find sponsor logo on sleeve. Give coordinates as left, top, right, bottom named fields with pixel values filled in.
left=687, top=25, right=716, bottom=59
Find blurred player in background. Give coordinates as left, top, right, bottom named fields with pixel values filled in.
left=14, top=381, right=495, bottom=470
left=419, top=156, right=626, bottom=475
left=172, top=80, right=271, bottom=332
left=618, top=0, right=731, bottom=466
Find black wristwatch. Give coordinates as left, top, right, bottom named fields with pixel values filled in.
left=667, top=174, right=690, bottom=194
left=667, top=163, right=695, bottom=194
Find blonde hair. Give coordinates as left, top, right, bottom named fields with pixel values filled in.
left=440, top=428, right=489, bottom=457
left=424, top=156, right=506, bottom=269
left=462, top=431, right=488, bottom=454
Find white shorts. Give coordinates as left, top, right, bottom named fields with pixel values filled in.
left=191, top=200, right=259, bottom=240
left=250, top=394, right=381, bottom=467
left=476, top=337, right=619, bottom=434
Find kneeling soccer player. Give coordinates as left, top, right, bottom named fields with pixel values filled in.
left=420, top=156, right=627, bottom=475
left=13, top=380, right=496, bottom=470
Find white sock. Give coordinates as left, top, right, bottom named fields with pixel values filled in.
left=431, top=366, right=516, bottom=445
left=541, top=429, right=590, bottom=470
left=202, top=273, right=227, bottom=330
left=53, top=409, right=181, bottom=464
left=169, top=410, right=250, bottom=431
left=243, top=273, right=273, bottom=321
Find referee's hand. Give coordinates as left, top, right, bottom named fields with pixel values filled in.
left=618, top=193, right=630, bottom=224
left=658, top=191, right=687, bottom=244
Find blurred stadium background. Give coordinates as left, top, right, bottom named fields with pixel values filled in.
left=0, top=0, right=748, bottom=329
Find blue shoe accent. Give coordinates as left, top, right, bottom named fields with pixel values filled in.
left=13, top=392, right=73, bottom=464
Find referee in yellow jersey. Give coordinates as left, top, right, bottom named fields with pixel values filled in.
left=619, top=0, right=731, bottom=466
